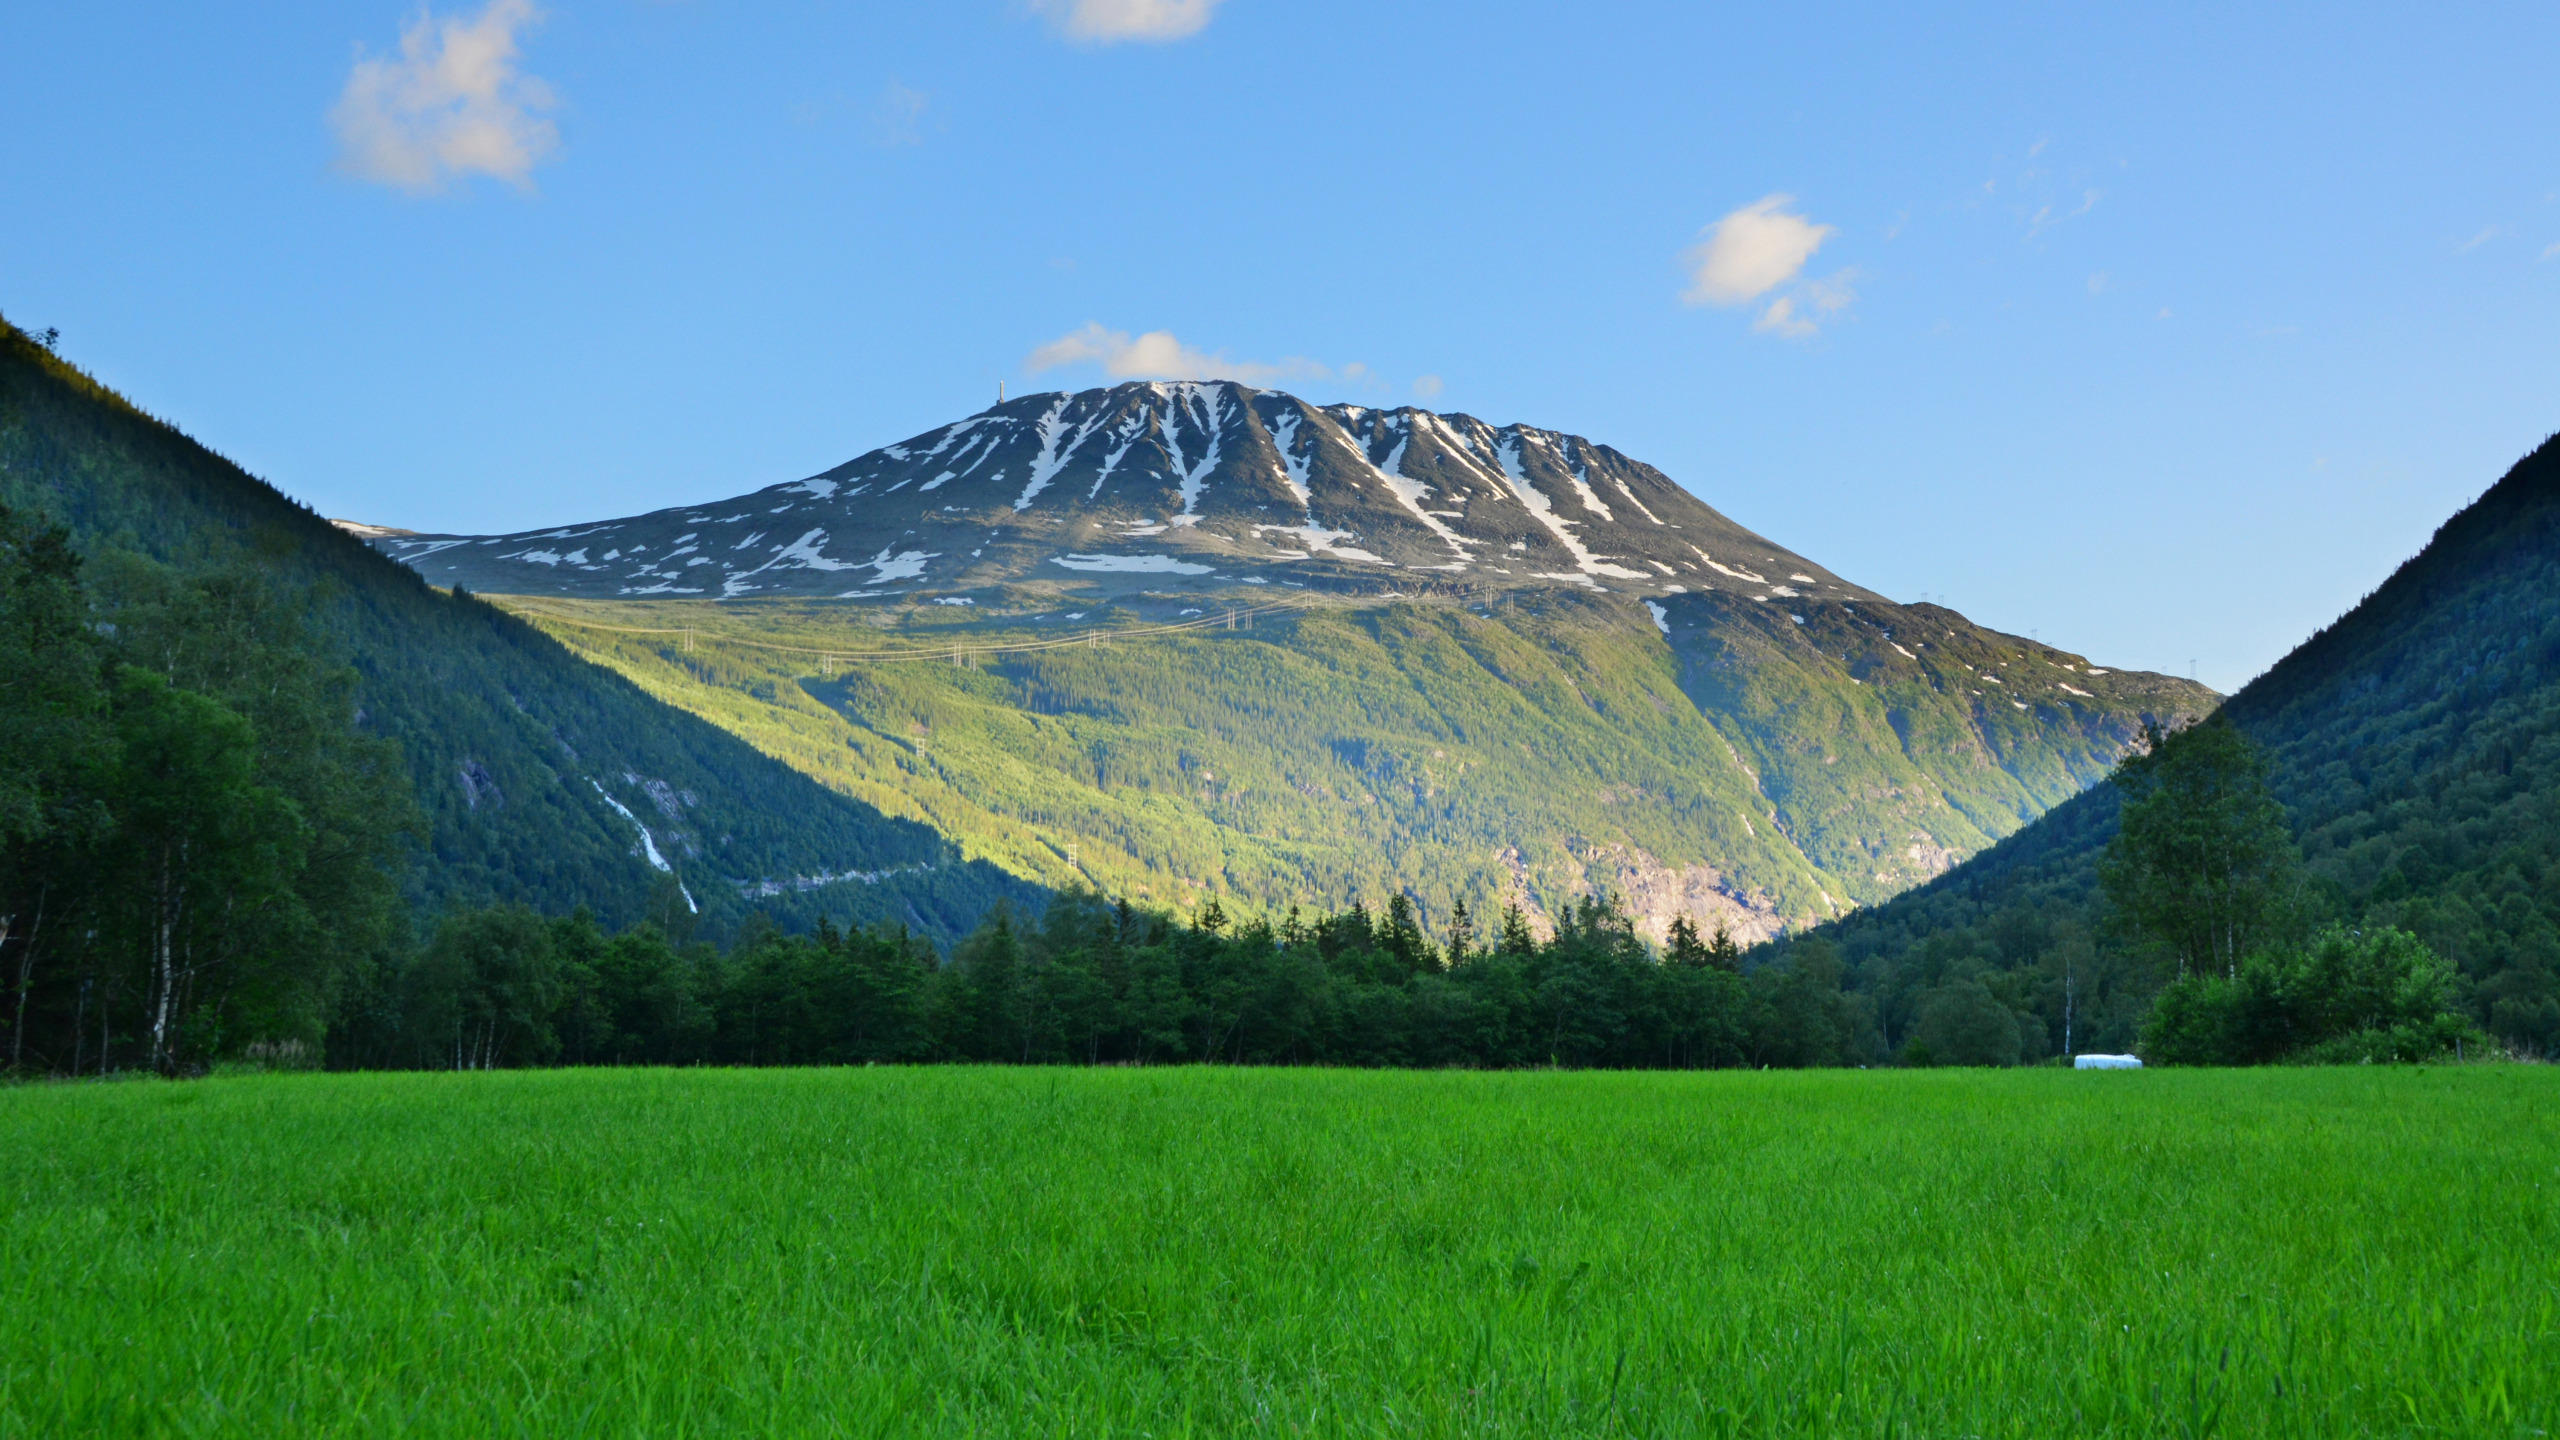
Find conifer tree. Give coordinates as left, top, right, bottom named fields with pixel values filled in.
left=1705, top=922, right=1742, bottom=973
left=1666, top=915, right=1709, bottom=968
left=1443, top=897, right=1474, bottom=967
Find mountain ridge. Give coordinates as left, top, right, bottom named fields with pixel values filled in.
left=360, top=380, right=1877, bottom=608
left=359, top=381, right=2217, bottom=943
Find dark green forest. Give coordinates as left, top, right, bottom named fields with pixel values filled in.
left=1761, top=433, right=2560, bottom=1060
left=335, top=892, right=1858, bottom=1072
left=0, top=319, right=1038, bottom=944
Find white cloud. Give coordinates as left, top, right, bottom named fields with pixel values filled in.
left=1031, top=0, right=1222, bottom=43
left=331, top=0, right=557, bottom=192
left=1683, top=196, right=1834, bottom=306
left=1025, top=323, right=1343, bottom=386
left=2543, top=241, right=2560, bottom=262
left=2455, top=225, right=2505, bottom=254
left=1411, top=374, right=1444, bottom=399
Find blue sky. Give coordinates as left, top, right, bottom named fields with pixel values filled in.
left=4, top=1, right=2554, bottom=691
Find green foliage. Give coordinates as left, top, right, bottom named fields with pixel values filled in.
left=1771, top=433, right=2560, bottom=1059
left=2102, top=715, right=2305, bottom=978
left=2141, top=925, right=2481, bottom=1065
left=3, top=1067, right=2551, bottom=1435
left=0, top=507, right=108, bottom=855
left=328, top=887, right=1847, bottom=1071
left=0, top=316, right=1040, bottom=951
left=0, top=503, right=416, bottom=1073
left=1909, top=978, right=2024, bottom=1067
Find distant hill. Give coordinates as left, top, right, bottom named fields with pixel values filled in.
left=0, top=319, right=1038, bottom=943
left=1768, top=433, right=2560, bottom=1057
left=357, top=380, right=2214, bottom=941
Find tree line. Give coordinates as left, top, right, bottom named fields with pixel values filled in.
left=329, top=888, right=1858, bottom=1071
left=0, top=499, right=2487, bottom=1074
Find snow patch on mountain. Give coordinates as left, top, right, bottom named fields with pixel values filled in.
left=1051, top=553, right=1214, bottom=575
left=1493, top=434, right=1647, bottom=582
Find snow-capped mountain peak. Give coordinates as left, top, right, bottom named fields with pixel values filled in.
left=358, top=381, right=1872, bottom=605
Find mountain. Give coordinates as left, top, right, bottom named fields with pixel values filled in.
left=1766, top=433, right=2560, bottom=1058
left=0, top=319, right=1038, bottom=943
left=370, top=381, right=1870, bottom=604
left=358, top=382, right=2214, bottom=941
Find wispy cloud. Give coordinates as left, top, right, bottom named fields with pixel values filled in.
left=1026, top=324, right=1355, bottom=387
left=330, top=0, right=558, bottom=193
left=2542, top=241, right=2560, bottom=262
left=2025, top=188, right=2101, bottom=239
left=2455, top=225, right=2506, bottom=254
left=1411, top=374, right=1445, bottom=400
left=1751, top=270, right=1858, bottom=339
left=1030, top=0, right=1222, bottom=43
left=872, top=81, right=930, bottom=147
left=1751, top=297, right=1815, bottom=339
left=1682, top=196, right=1855, bottom=339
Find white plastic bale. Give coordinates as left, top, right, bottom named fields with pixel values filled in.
left=2073, top=1053, right=2143, bottom=1070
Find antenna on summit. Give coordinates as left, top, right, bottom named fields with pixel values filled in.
left=998, top=381, right=1005, bottom=405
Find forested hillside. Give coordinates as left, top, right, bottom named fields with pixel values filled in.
left=495, top=583, right=2207, bottom=947
left=1761, top=433, right=2560, bottom=1058
left=0, top=319, right=1038, bottom=945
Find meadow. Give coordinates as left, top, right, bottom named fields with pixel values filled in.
left=3, top=1067, right=2550, bottom=1438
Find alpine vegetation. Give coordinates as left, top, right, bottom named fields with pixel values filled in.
left=366, top=381, right=2213, bottom=940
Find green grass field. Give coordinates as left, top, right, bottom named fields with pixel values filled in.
left=5, top=1068, right=2551, bottom=1437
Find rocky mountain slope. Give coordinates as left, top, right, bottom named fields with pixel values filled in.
left=368, top=380, right=1869, bottom=605
left=361, top=382, right=2214, bottom=942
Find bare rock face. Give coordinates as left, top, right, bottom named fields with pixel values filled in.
left=1576, top=846, right=1786, bottom=949
left=456, top=758, right=504, bottom=812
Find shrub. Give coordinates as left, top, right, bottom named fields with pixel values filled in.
left=2139, top=925, right=2483, bottom=1065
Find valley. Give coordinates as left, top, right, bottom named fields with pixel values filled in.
left=488, top=572, right=2208, bottom=942
left=352, top=379, right=2211, bottom=939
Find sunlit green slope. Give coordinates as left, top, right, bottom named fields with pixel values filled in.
left=501, top=583, right=2211, bottom=939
